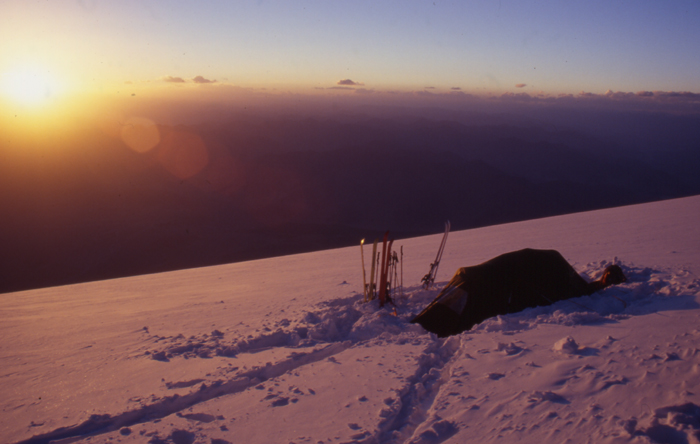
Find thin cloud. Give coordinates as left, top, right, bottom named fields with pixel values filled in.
left=163, top=76, right=186, bottom=83
left=337, top=79, right=364, bottom=86
left=486, top=89, right=700, bottom=113
left=515, top=83, right=527, bottom=88
left=450, top=87, right=461, bottom=91
left=500, top=92, right=533, bottom=102
left=653, top=91, right=700, bottom=101
left=192, top=76, right=216, bottom=84
left=604, top=90, right=636, bottom=100
left=571, top=90, right=700, bottom=103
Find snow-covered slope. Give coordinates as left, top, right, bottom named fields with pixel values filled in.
left=2, top=195, right=699, bottom=444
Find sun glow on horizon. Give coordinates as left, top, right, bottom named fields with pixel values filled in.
left=0, top=67, right=94, bottom=144
left=0, top=64, right=62, bottom=106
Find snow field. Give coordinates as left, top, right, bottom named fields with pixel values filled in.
left=2, top=195, right=700, bottom=444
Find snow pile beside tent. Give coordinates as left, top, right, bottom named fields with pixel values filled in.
left=1, top=195, right=700, bottom=444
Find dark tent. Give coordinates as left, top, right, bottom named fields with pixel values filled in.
left=411, top=248, right=626, bottom=337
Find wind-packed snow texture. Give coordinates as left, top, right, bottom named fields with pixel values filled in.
left=2, top=195, right=700, bottom=444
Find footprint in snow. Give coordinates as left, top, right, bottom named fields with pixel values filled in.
left=289, top=386, right=304, bottom=395
left=497, top=342, right=525, bottom=355
left=166, top=379, right=204, bottom=389
left=151, top=351, right=169, bottom=362
left=271, top=397, right=290, bottom=407
left=177, top=412, right=216, bottom=423
left=626, top=402, right=700, bottom=443
left=169, top=429, right=195, bottom=444
left=664, top=352, right=682, bottom=361
left=416, top=420, right=459, bottom=443
left=351, top=431, right=371, bottom=440
left=528, top=391, right=569, bottom=405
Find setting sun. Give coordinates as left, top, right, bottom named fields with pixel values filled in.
left=0, top=65, right=59, bottom=105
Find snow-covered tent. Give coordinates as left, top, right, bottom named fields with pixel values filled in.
left=411, top=248, right=626, bottom=337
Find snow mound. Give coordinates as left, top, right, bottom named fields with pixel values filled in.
left=553, top=336, right=579, bottom=354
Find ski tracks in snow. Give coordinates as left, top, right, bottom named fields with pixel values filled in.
left=15, top=286, right=462, bottom=444
left=14, top=263, right=700, bottom=444
left=398, top=264, right=700, bottom=444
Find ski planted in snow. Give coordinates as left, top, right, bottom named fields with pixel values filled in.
left=387, top=249, right=399, bottom=300
left=379, top=238, right=394, bottom=307
left=377, top=232, right=390, bottom=306
left=360, top=239, right=368, bottom=302
left=421, top=220, right=451, bottom=289
left=392, top=249, right=400, bottom=298
left=367, top=239, right=378, bottom=301
left=400, top=245, right=404, bottom=298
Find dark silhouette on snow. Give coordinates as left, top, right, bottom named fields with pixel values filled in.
left=411, top=248, right=627, bottom=337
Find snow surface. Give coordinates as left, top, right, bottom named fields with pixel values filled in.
left=2, top=195, right=700, bottom=444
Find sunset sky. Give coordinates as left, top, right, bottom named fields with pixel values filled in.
left=1, top=0, right=699, bottom=106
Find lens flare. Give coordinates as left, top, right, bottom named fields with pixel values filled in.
left=157, top=130, right=209, bottom=179
left=120, top=117, right=160, bottom=153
